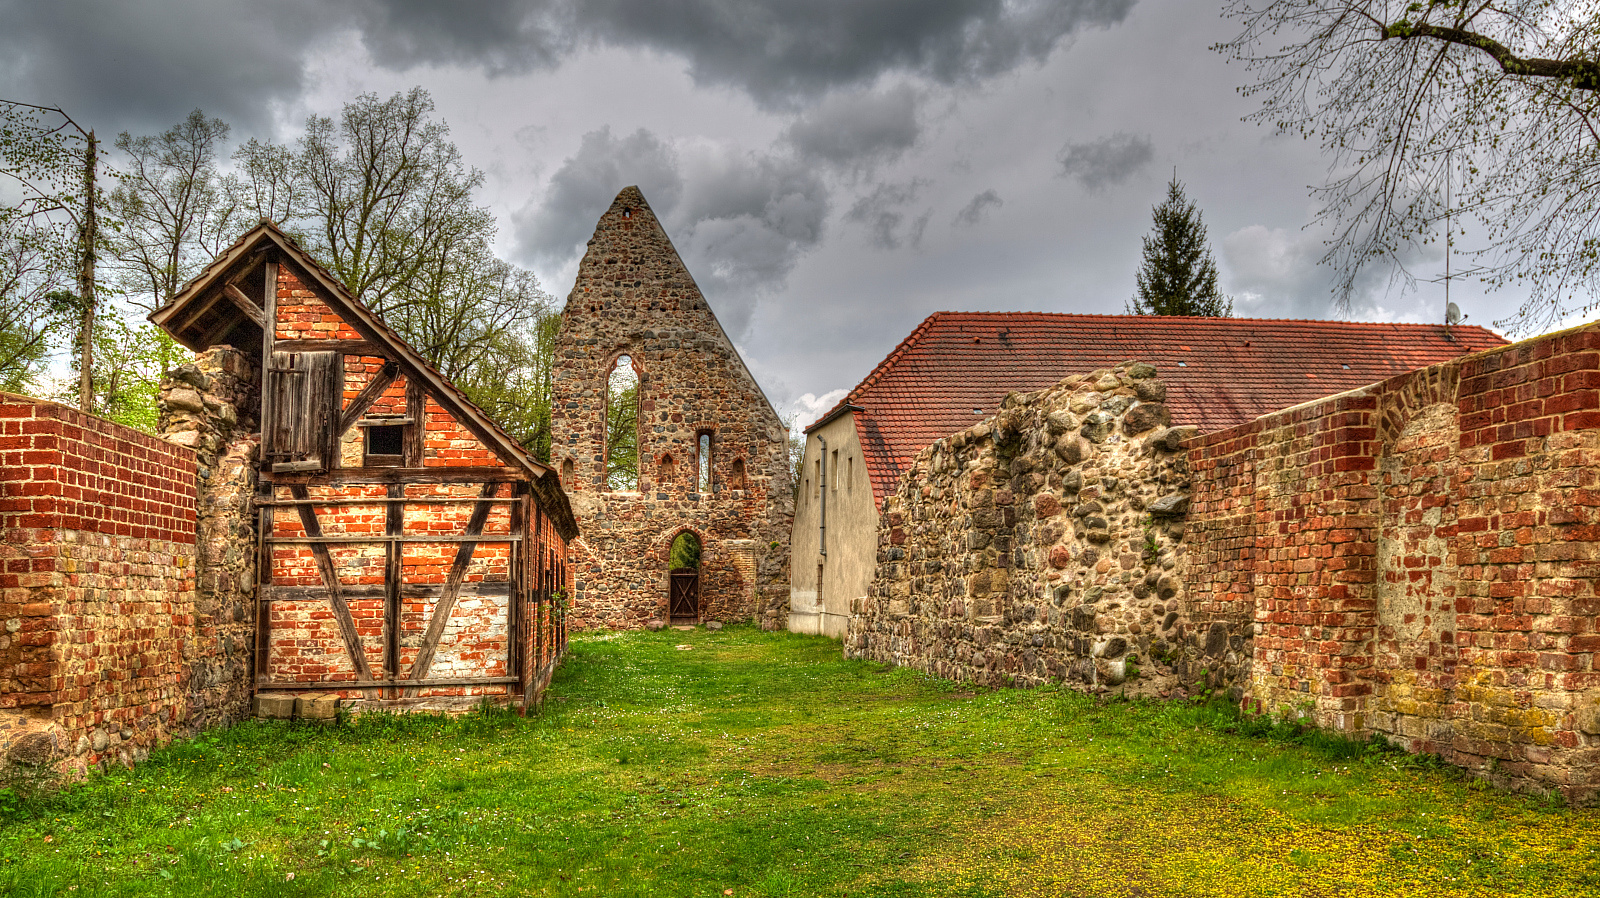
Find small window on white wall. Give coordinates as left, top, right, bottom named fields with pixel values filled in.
left=847, top=455, right=854, bottom=492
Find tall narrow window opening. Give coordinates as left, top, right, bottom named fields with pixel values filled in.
left=697, top=431, right=713, bottom=494
left=730, top=458, right=747, bottom=491
left=605, top=354, right=640, bottom=491
left=831, top=449, right=839, bottom=491
left=847, top=455, right=854, bottom=492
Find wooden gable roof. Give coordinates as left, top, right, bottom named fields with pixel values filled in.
left=151, top=220, right=578, bottom=540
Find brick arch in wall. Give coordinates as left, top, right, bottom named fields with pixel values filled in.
left=1371, top=364, right=1464, bottom=751
left=661, top=524, right=709, bottom=619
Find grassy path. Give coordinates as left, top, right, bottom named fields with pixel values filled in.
left=1, top=627, right=1596, bottom=896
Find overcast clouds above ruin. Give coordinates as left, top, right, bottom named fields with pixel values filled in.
left=0, top=0, right=1544, bottom=424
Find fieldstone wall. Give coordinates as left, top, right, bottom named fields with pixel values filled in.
left=552, top=187, right=793, bottom=630
left=158, top=346, right=261, bottom=730
left=844, top=363, right=1241, bottom=695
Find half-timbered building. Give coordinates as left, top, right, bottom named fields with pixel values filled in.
left=152, top=221, right=578, bottom=708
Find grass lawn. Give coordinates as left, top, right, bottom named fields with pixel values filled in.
left=1, top=626, right=1597, bottom=897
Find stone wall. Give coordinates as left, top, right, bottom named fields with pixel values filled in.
left=844, top=364, right=1230, bottom=694
left=553, top=187, right=793, bottom=630
left=159, top=347, right=261, bottom=732
left=1188, top=323, right=1600, bottom=804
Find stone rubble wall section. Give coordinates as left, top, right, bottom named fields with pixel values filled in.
left=552, top=187, right=793, bottom=630
left=1186, top=323, right=1600, bottom=804
left=0, top=390, right=201, bottom=775
left=844, top=363, right=1231, bottom=694
left=159, top=347, right=262, bottom=737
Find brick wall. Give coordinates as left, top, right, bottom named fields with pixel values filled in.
left=1186, top=323, right=1600, bottom=803
left=0, top=393, right=199, bottom=773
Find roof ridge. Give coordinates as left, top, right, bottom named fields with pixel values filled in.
left=809, top=311, right=946, bottom=430
left=924, top=309, right=1502, bottom=332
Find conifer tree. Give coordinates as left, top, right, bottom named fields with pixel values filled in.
left=1128, top=176, right=1232, bottom=317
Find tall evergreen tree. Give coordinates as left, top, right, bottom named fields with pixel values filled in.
left=1128, top=175, right=1232, bottom=317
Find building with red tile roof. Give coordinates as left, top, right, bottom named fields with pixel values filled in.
left=789, top=311, right=1507, bottom=637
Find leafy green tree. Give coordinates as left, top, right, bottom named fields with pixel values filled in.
left=1219, top=0, right=1600, bottom=330
left=1128, top=176, right=1232, bottom=317
left=669, top=532, right=701, bottom=569
left=0, top=217, right=73, bottom=392
left=227, top=89, right=558, bottom=455
left=604, top=356, right=640, bottom=491
left=0, top=100, right=108, bottom=408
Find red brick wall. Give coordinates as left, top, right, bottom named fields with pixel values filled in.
left=0, top=393, right=198, bottom=772
left=1186, top=323, right=1600, bottom=802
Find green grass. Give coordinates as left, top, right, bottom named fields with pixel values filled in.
left=1, top=626, right=1596, bottom=897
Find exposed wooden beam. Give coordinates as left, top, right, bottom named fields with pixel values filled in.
left=264, top=534, right=519, bottom=545
left=407, top=482, right=498, bottom=692
left=257, top=675, right=517, bottom=690
left=338, top=360, right=401, bottom=435
left=260, top=581, right=512, bottom=603
left=289, top=484, right=375, bottom=681
left=274, top=467, right=525, bottom=485
left=405, top=379, right=425, bottom=466
left=222, top=283, right=267, bottom=328
left=272, top=338, right=385, bottom=356
left=257, top=496, right=519, bottom=507
left=384, top=481, right=403, bottom=693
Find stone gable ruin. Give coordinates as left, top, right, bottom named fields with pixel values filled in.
left=552, top=187, right=793, bottom=630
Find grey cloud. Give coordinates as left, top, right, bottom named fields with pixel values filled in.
left=1057, top=132, right=1154, bottom=191
left=516, top=130, right=828, bottom=336
left=358, top=0, right=1138, bottom=108
left=954, top=189, right=1003, bottom=226
left=670, top=147, right=831, bottom=334
left=348, top=0, right=574, bottom=75
left=846, top=179, right=932, bottom=250
left=0, top=0, right=337, bottom=135
left=783, top=85, right=921, bottom=168
left=1222, top=223, right=1446, bottom=321
left=513, top=126, right=684, bottom=270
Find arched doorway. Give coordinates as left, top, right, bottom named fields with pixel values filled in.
left=668, top=531, right=701, bottom=622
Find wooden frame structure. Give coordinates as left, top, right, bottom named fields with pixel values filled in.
left=153, top=221, right=578, bottom=707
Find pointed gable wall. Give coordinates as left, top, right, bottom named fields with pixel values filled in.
left=552, top=187, right=794, bottom=629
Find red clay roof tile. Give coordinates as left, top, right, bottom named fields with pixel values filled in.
left=812, top=312, right=1507, bottom=503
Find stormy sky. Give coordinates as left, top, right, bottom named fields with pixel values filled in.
left=0, top=0, right=1547, bottom=425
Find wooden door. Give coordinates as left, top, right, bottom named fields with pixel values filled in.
left=669, top=568, right=699, bottom=620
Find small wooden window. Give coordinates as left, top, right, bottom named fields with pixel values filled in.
left=365, top=425, right=405, bottom=466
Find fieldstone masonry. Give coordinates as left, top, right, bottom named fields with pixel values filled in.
left=158, top=346, right=261, bottom=731
left=851, top=321, right=1600, bottom=804
left=845, top=363, right=1236, bottom=696
left=552, top=187, right=793, bottom=630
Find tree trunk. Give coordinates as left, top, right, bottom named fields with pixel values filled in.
left=77, top=131, right=96, bottom=412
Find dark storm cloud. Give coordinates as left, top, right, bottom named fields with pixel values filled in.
left=0, top=0, right=337, bottom=134
left=954, top=189, right=1003, bottom=226
left=845, top=179, right=932, bottom=250
left=783, top=85, right=921, bottom=169
left=514, top=126, right=683, bottom=271
left=348, top=0, right=574, bottom=75
left=356, top=0, right=1138, bottom=108
left=515, top=128, right=829, bottom=334
left=1056, top=132, right=1154, bottom=191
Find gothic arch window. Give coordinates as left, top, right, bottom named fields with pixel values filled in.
left=697, top=431, right=713, bottom=494
left=660, top=453, right=677, bottom=486
left=605, top=354, right=640, bottom=491
left=731, top=457, right=747, bottom=491
left=561, top=458, right=575, bottom=486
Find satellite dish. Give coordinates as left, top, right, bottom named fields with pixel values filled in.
left=1446, top=302, right=1463, bottom=325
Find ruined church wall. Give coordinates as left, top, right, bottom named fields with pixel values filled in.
left=553, top=188, right=793, bottom=630
left=1187, top=323, right=1600, bottom=804
left=844, top=364, right=1233, bottom=693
